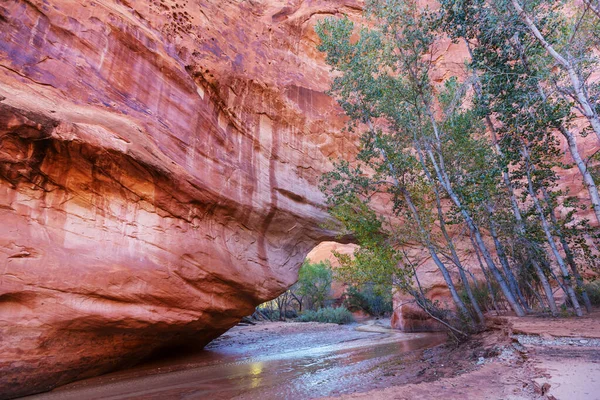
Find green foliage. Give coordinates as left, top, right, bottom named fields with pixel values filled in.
left=582, top=281, right=600, bottom=306
left=459, top=281, right=499, bottom=314
left=297, top=306, right=355, bottom=324
left=344, top=283, right=393, bottom=316
left=297, top=261, right=333, bottom=310
left=258, top=307, right=297, bottom=320
left=316, top=0, right=600, bottom=331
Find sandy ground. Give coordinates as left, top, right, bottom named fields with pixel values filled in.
left=327, top=311, right=600, bottom=400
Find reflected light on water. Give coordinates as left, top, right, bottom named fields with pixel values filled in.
left=249, top=362, right=263, bottom=388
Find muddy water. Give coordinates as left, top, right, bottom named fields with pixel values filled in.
left=25, top=323, right=446, bottom=400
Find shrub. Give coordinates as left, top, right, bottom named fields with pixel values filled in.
left=344, top=284, right=392, bottom=316
left=297, top=306, right=355, bottom=324
left=297, top=260, right=333, bottom=310
left=583, top=281, right=600, bottom=305
left=459, top=280, right=500, bottom=313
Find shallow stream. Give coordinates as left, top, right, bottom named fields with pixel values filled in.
left=24, top=322, right=446, bottom=400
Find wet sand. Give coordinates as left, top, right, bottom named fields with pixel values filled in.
left=22, top=321, right=446, bottom=399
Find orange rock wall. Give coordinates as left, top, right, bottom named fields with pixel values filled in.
left=0, top=0, right=361, bottom=397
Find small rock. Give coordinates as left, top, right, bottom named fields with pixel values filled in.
left=476, top=357, right=485, bottom=365
left=579, top=339, right=589, bottom=344
left=541, top=382, right=551, bottom=395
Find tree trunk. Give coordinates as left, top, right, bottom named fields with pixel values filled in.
left=511, top=0, right=600, bottom=143
left=365, top=120, right=474, bottom=323
left=531, top=258, right=559, bottom=316
left=559, top=125, right=600, bottom=225
left=522, top=146, right=583, bottom=316
left=401, top=188, right=473, bottom=322
left=406, top=50, right=525, bottom=316
left=415, top=143, right=485, bottom=323
left=437, top=199, right=486, bottom=323
left=422, top=139, right=526, bottom=316
left=539, top=185, right=593, bottom=313
left=583, top=0, right=600, bottom=19
left=469, top=232, right=501, bottom=314
left=510, top=34, right=600, bottom=226
left=485, top=204, right=531, bottom=312
left=468, top=62, right=560, bottom=315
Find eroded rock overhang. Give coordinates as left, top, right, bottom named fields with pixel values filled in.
left=0, top=0, right=362, bottom=397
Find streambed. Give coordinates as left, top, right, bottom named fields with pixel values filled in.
left=24, top=321, right=446, bottom=400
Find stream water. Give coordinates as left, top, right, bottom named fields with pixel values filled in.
left=24, top=323, right=446, bottom=400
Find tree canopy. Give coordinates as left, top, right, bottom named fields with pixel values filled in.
left=316, top=0, right=600, bottom=337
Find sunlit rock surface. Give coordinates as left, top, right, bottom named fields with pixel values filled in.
left=306, top=241, right=359, bottom=306
left=0, top=0, right=361, bottom=397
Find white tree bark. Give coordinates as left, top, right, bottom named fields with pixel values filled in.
left=511, top=0, right=600, bottom=143
left=521, top=146, right=583, bottom=317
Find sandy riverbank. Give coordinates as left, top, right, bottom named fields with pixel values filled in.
left=328, top=311, right=600, bottom=400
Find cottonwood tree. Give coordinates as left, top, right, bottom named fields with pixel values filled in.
left=317, top=0, right=518, bottom=332
left=439, top=0, right=597, bottom=316
left=317, top=0, right=598, bottom=333
left=296, top=261, right=334, bottom=311
left=510, top=0, right=600, bottom=143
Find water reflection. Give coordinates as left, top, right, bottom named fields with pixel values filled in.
left=249, top=362, right=263, bottom=389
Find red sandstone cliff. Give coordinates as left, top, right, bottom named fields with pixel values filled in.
left=0, top=0, right=363, bottom=397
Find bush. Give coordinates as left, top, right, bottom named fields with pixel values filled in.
left=583, top=281, right=600, bottom=305
left=344, top=284, right=392, bottom=316
left=297, top=306, right=355, bottom=324
left=459, top=280, right=499, bottom=313
left=297, top=260, right=333, bottom=310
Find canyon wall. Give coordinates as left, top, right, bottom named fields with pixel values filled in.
left=0, top=0, right=363, bottom=397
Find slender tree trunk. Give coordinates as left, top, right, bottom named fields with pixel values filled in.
left=531, top=258, right=559, bottom=315
left=415, top=143, right=485, bottom=323
left=485, top=204, right=531, bottom=312
left=439, top=203, right=486, bottom=323
left=510, top=34, right=600, bottom=225
left=421, top=137, right=526, bottom=316
left=559, top=125, right=600, bottom=225
left=470, top=232, right=501, bottom=314
left=410, top=266, right=468, bottom=339
left=521, top=146, right=583, bottom=316
left=401, top=188, right=473, bottom=322
left=465, top=49, right=560, bottom=315
left=487, top=116, right=558, bottom=315
left=525, top=280, right=547, bottom=310
left=511, top=0, right=600, bottom=143
left=560, top=235, right=592, bottom=313
left=365, top=120, right=473, bottom=322
left=403, top=48, right=525, bottom=316
left=508, top=37, right=595, bottom=313
left=539, top=185, right=593, bottom=313
left=583, top=0, right=600, bottom=19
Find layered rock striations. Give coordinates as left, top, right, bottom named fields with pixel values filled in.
left=0, top=0, right=361, bottom=397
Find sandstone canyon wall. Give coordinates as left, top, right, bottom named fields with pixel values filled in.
left=0, top=0, right=363, bottom=397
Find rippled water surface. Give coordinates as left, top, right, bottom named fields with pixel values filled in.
left=25, top=323, right=446, bottom=400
